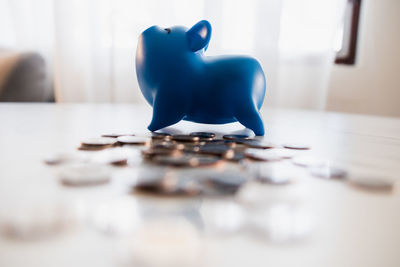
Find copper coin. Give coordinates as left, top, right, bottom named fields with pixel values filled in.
left=171, top=135, right=200, bottom=143
left=223, top=134, right=251, bottom=141
left=134, top=176, right=177, bottom=195
left=151, top=132, right=172, bottom=140
left=81, top=137, right=117, bottom=146
left=101, top=133, right=131, bottom=138
left=190, top=132, right=216, bottom=141
left=117, top=136, right=150, bottom=145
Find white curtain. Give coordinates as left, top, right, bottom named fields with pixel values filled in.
left=0, top=0, right=345, bottom=109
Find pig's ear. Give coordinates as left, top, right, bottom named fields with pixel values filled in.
left=187, top=20, right=212, bottom=52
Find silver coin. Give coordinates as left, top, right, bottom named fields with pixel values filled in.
left=81, top=137, right=117, bottom=146
left=282, top=143, right=311, bottom=150
left=245, top=149, right=284, bottom=161
left=134, top=170, right=200, bottom=196
left=309, top=165, right=347, bottom=179
left=59, top=163, right=111, bottom=186
left=291, top=156, right=329, bottom=167
left=348, top=175, right=394, bottom=192
left=44, top=152, right=83, bottom=165
left=257, top=165, right=292, bottom=185
left=117, top=136, right=150, bottom=145
left=226, top=151, right=246, bottom=162
left=208, top=139, right=237, bottom=147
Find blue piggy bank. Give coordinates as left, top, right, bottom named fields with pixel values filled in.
left=136, top=20, right=266, bottom=136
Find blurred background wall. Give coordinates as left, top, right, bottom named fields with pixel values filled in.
left=0, top=0, right=399, bottom=118
left=327, top=0, right=400, bottom=117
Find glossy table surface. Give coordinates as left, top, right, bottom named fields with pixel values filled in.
left=0, top=103, right=399, bottom=267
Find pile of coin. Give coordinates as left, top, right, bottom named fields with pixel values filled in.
left=44, top=131, right=397, bottom=195
left=140, top=133, right=273, bottom=167
left=76, top=132, right=300, bottom=167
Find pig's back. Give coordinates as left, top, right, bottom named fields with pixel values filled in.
left=184, top=56, right=265, bottom=124
left=205, top=56, right=265, bottom=108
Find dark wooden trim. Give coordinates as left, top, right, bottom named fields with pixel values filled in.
left=335, top=0, right=362, bottom=65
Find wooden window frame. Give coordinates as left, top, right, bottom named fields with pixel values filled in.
left=335, top=0, right=362, bottom=65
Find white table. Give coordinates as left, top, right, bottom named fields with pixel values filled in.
left=0, top=103, right=399, bottom=267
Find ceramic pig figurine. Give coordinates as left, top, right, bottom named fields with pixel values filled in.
left=136, top=20, right=266, bottom=135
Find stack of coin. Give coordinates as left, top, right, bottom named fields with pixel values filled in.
left=64, top=131, right=347, bottom=197
left=76, top=132, right=298, bottom=169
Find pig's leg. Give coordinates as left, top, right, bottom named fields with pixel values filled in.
left=235, top=103, right=265, bottom=136
left=148, top=89, right=185, bottom=132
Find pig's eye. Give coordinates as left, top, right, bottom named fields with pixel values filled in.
left=164, top=28, right=171, bottom=34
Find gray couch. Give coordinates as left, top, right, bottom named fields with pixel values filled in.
left=0, top=51, right=54, bottom=102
